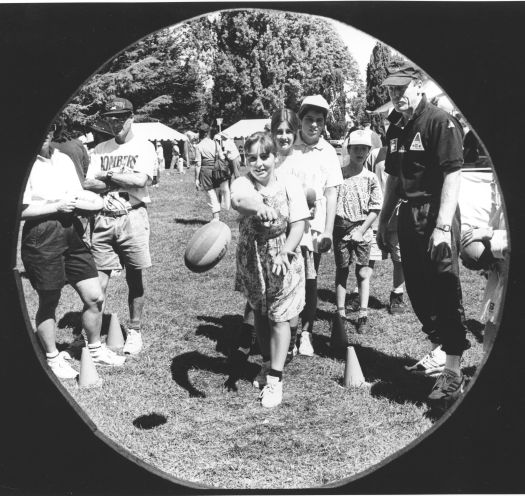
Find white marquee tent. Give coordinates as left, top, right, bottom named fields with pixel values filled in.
left=80, top=121, right=187, bottom=144
left=221, top=119, right=271, bottom=140
left=131, top=122, right=187, bottom=142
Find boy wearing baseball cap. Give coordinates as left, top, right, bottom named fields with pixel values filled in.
left=333, top=130, right=383, bottom=333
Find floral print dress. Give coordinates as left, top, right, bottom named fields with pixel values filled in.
left=234, top=174, right=306, bottom=323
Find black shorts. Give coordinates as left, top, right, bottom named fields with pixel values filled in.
left=199, top=166, right=229, bottom=191
left=21, top=215, right=98, bottom=291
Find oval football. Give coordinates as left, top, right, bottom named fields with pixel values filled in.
left=184, top=221, right=231, bottom=273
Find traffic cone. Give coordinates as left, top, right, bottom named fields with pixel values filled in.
left=344, top=346, right=365, bottom=387
left=330, top=313, right=349, bottom=358
left=77, top=347, right=103, bottom=388
left=106, top=313, right=124, bottom=350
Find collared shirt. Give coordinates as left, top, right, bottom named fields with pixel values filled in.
left=384, top=95, right=464, bottom=200
left=23, top=149, right=81, bottom=205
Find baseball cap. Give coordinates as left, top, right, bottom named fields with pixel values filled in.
left=348, top=129, right=372, bottom=147
left=102, top=97, right=134, bottom=116
left=299, top=94, right=330, bottom=118
left=381, top=63, right=422, bottom=86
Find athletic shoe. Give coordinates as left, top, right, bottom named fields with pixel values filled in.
left=253, top=360, right=270, bottom=388
left=356, top=316, right=368, bottom=334
left=123, top=329, right=143, bottom=355
left=389, top=292, right=406, bottom=314
left=348, top=292, right=360, bottom=312
left=405, top=345, right=446, bottom=377
left=427, top=368, right=465, bottom=406
left=259, top=375, right=283, bottom=408
left=90, top=344, right=126, bottom=366
left=47, top=351, right=78, bottom=379
left=298, top=332, right=314, bottom=356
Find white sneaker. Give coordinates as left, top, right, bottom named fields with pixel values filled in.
left=405, top=345, right=446, bottom=377
left=253, top=360, right=270, bottom=388
left=298, top=332, right=314, bottom=356
left=47, top=351, right=78, bottom=379
left=90, top=344, right=126, bottom=366
left=259, top=375, right=283, bottom=408
left=123, top=329, right=143, bottom=355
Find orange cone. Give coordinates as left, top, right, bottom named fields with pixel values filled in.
left=344, top=346, right=365, bottom=387
left=106, top=313, right=124, bottom=350
left=77, top=347, right=103, bottom=388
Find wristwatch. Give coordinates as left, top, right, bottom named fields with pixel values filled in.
left=435, top=224, right=451, bottom=232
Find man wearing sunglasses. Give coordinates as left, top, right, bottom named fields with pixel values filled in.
left=84, top=97, right=157, bottom=356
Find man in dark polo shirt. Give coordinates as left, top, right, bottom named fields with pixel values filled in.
left=377, top=63, right=469, bottom=409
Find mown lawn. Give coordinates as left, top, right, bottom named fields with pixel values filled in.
left=19, top=167, right=487, bottom=490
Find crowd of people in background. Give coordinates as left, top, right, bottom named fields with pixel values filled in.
left=20, top=63, right=508, bottom=412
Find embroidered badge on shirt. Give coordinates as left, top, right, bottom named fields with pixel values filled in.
left=390, top=138, right=398, bottom=153
left=409, top=132, right=425, bottom=151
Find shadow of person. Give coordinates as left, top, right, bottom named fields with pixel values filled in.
left=195, top=314, right=244, bottom=356
left=342, top=344, right=436, bottom=406
left=465, top=318, right=484, bottom=344
left=170, top=350, right=259, bottom=398
left=57, top=311, right=82, bottom=333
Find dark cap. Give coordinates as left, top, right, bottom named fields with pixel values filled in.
left=102, top=97, right=134, bottom=116
left=381, top=63, right=422, bottom=86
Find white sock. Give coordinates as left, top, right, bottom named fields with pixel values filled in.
left=392, top=288, right=404, bottom=294
left=46, top=351, right=59, bottom=360
left=238, top=347, right=250, bottom=355
left=88, top=342, right=102, bottom=353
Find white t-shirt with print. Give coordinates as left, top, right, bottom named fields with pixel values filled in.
left=277, top=134, right=343, bottom=249
left=87, top=131, right=156, bottom=211
left=23, top=150, right=82, bottom=205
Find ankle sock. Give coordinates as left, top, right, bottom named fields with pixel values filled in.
left=238, top=346, right=250, bottom=355
left=46, top=351, right=59, bottom=360
left=358, top=308, right=368, bottom=319
left=88, top=342, right=102, bottom=353
left=268, top=369, right=282, bottom=381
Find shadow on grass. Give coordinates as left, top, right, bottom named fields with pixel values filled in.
left=195, top=314, right=244, bottom=356
left=170, top=350, right=259, bottom=397
left=57, top=312, right=113, bottom=337
left=317, top=288, right=386, bottom=310
left=133, top=413, right=167, bottom=430
left=466, top=318, right=484, bottom=343
left=172, top=217, right=208, bottom=225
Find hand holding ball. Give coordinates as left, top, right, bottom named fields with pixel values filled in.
left=184, top=221, right=231, bottom=273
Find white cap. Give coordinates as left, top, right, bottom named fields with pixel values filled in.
left=299, top=95, right=330, bottom=117
left=348, top=129, right=372, bottom=147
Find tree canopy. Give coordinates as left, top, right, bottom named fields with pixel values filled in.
left=60, top=10, right=362, bottom=139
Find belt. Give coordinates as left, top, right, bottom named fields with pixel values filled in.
left=100, top=202, right=145, bottom=217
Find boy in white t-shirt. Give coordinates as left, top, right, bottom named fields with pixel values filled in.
left=84, top=97, right=156, bottom=356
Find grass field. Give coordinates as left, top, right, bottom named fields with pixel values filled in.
left=19, top=167, right=488, bottom=490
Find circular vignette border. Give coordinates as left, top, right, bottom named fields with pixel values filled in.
left=1, top=2, right=525, bottom=494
